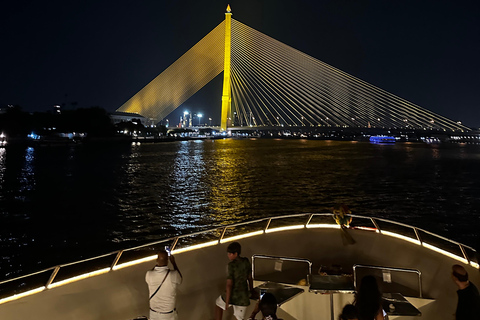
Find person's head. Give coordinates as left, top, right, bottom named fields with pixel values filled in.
left=227, top=242, right=241, bottom=261
left=357, top=275, right=381, bottom=297
left=259, top=293, right=277, bottom=319
left=339, top=304, right=358, bottom=320
left=452, top=264, right=469, bottom=285
left=156, top=249, right=169, bottom=266
left=354, top=276, right=382, bottom=320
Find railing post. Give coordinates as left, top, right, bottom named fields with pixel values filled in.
left=111, top=251, right=123, bottom=270
left=265, top=218, right=272, bottom=231
left=220, top=227, right=227, bottom=242
left=306, top=214, right=314, bottom=226
left=459, top=245, right=470, bottom=263
left=171, top=237, right=179, bottom=251
left=413, top=227, right=423, bottom=245
left=45, top=266, right=60, bottom=289
left=370, top=218, right=381, bottom=232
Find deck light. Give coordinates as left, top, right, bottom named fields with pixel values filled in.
left=0, top=286, right=46, bottom=305
left=112, top=255, right=157, bottom=271
left=47, top=267, right=111, bottom=289
left=171, top=240, right=219, bottom=254
left=306, top=224, right=341, bottom=229
left=422, top=242, right=469, bottom=265
left=265, top=225, right=304, bottom=233
left=220, top=230, right=264, bottom=243
left=381, top=230, right=421, bottom=245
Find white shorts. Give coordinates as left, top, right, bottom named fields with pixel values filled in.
left=216, top=295, right=247, bottom=320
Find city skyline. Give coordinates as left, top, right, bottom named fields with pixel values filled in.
left=1, top=0, right=479, bottom=127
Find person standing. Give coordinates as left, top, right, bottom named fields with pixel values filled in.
left=451, top=264, right=480, bottom=320
left=146, top=249, right=183, bottom=320
left=215, top=241, right=254, bottom=320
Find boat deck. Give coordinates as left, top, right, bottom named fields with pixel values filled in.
left=0, top=214, right=478, bottom=319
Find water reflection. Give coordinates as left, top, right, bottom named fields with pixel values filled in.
left=17, top=147, right=36, bottom=201
left=1, top=140, right=479, bottom=279
left=0, top=148, right=6, bottom=201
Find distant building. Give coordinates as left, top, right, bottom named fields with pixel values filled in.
left=110, top=112, right=148, bottom=126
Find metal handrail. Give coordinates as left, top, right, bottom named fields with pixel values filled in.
left=252, top=254, right=312, bottom=285
left=0, top=212, right=476, bottom=299
left=353, top=264, right=423, bottom=298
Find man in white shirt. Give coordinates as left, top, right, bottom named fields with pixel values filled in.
left=146, top=249, right=183, bottom=320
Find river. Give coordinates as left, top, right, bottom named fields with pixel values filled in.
left=1, top=139, right=479, bottom=280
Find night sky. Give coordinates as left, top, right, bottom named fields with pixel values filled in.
left=1, top=0, right=479, bottom=127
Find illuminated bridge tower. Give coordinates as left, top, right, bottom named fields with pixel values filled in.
left=220, top=5, right=232, bottom=132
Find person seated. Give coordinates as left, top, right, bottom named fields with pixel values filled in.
left=339, top=304, right=359, bottom=320
left=248, top=292, right=282, bottom=320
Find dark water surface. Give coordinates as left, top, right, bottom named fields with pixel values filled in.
left=1, top=139, right=479, bottom=279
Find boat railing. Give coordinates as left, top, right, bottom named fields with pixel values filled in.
left=0, top=213, right=477, bottom=304
left=252, top=254, right=312, bottom=286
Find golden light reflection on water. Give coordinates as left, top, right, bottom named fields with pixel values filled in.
left=207, top=139, right=252, bottom=223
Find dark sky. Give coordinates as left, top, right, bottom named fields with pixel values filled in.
left=1, top=0, right=479, bottom=127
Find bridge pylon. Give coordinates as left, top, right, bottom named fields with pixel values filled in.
left=220, top=5, right=232, bottom=132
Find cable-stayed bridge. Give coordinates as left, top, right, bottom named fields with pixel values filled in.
left=116, top=12, right=469, bottom=133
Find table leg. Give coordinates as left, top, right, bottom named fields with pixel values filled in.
left=330, top=293, right=334, bottom=320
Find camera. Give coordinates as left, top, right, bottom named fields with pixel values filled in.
left=165, top=245, right=171, bottom=256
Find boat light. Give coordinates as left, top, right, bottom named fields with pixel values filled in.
left=171, top=240, right=219, bottom=254
left=0, top=286, right=46, bottom=305
left=306, top=224, right=341, bottom=229
left=112, top=255, right=157, bottom=271
left=422, top=242, right=469, bottom=265
left=220, top=230, right=264, bottom=243
left=381, top=230, right=421, bottom=245
left=47, top=267, right=111, bottom=289
left=265, top=225, right=304, bottom=233
left=354, top=226, right=378, bottom=232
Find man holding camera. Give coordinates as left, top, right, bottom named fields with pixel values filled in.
left=146, top=249, right=183, bottom=320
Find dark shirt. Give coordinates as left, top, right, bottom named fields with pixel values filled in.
left=222, top=256, right=251, bottom=306
left=456, top=282, right=480, bottom=320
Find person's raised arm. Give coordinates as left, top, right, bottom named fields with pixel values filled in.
left=169, top=255, right=182, bottom=278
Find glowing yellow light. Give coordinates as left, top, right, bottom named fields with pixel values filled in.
left=470, top=261, right=480, bottom=269
left=422, top=242, right=468, bottom=264
left=220, top=230, right=264, bottom=243
left=48, top=268, right=111, bottom=289
left=265, top=225, right=305, bottom=233
left=381, top=230, right=421, bottom=245
left=226, top=4, right=231, bottom=12
left=306, top=224, right=341, bottom=229
left=0, top=286, right=45, bottom=305
left=171, top=240, right=219, bottom=254
left=112, top=255, right=157, bottom=271
left=355, top=226, right=378, bottom=232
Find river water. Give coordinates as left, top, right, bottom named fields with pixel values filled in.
left=1, top=139, right=479, bottom=280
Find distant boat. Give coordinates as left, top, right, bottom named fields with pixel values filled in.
left=369, top=135, right=396, bottom=143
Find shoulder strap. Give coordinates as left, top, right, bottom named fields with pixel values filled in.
left=149, top=269, right=170, bottom=300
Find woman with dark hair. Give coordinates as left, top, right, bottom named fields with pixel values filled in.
left=353, top=276, right=386, bottom=320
